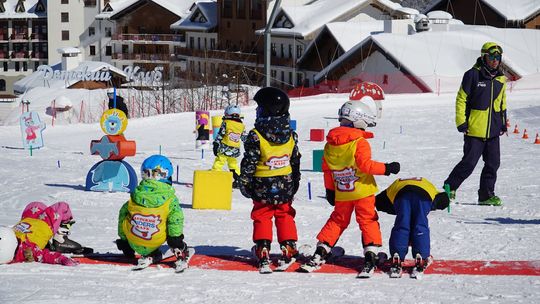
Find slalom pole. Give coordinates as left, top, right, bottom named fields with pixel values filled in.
left=176, top=165, right=179, bottom=182
left=307, top=179, right=312, bottom=201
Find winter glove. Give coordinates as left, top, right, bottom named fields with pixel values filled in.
left=116, top=238, right=135, bottom=258
left=325, top=189, right=335, bottom=206
left=59, top=255, right=79, bottom=266
left=213, top=142, right=219, bottom=156
left=292, top=180, right=300, bottom=195
left=457, top=122, right=468, bottom=134
left=239, top=177, right=253, bottom=199
left=384, top=162, right=400, bottom=176
left=167, top=235, right=185, bottom=250
left=433, top=192, right=450, bottom=210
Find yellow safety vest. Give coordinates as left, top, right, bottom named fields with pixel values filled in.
left=222, top=120, right=244, bottom=148
left=324, top=138, right=378, bottom=201
left=385, top=177, right=439, bottom=203
left=253, top=129, right=294, bottom=177
left=13, top=218, right=53, bottom=249
left=123, top=199, right=171, bottom=249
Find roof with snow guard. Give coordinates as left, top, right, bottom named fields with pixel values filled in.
left=170, top=1, right=217, bottom=31
left=96, top=0, right=194, bottom=20
left=425, top=0, right=540, bottom=21
left=315, top=24, right=540, bottom=89
left=0, top=0, right=46, bottom=19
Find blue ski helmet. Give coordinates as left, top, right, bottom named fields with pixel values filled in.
left=141, top=155, right=173, bottom=184
left=224, top=104, right=241, bottom=117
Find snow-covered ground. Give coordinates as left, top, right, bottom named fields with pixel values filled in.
left=0, top=89, right=539, bottom=303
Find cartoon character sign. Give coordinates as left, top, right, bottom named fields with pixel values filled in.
left=19, top=111, right=46, bottom=149
left=100, top=109, right=128, bottom=136
left=195, top=110, right=210, bottom=149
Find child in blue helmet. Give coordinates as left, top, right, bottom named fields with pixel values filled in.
left=211, top=104, right=247, bottom=187
left=116, top=155, right=191, bottom=270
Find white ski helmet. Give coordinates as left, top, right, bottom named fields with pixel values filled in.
left=0, top=226, right=17, bottom=264
left=338, top=101, right=377, bottom=129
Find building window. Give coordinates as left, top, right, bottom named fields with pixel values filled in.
left=61, top=0, right=68, bottom=4
left=210, top=38, right=215, bottom=50
left=281, top=71, right=284, bottom=82
left=61, top=12, right=69, bottom=23
left=90, top=45, right=96, bottom=56
left=288, top=72, right=292, bottom=85
left=23, top=62, right=27, bottom=71
left=280, top=44, right=284, bottom=57
left=3, top=62, right=7, bottom=71
left=222, top=0, right=232, bottom=18
left=271, top=69, right=276, bottom=78
left=15, top=62, right=20, bottom=71
left=0, top=79, right=5, bottom=91
left=296, top=45, right=303, bottom=58
left=197, top=37, right=201, bottom=49
left=271, top=43, right=276, bottom=56
left=189, top=37, right=194, bottom=48
left=250, top=0, right=263, bottom=20
left=89, top=27, right=95, bottom=36
left=237, top=0, right=246, bottom=19
left=84, top=0, right=97, bottom=7
left=61, top=30, right=69, bottom=40
left=34, top=62, right=39, bottom=70
left=105, top=27, right=112, bottom=37
left=105, top=46, right=112, bottom=56
left=122, top=45, right=128, bottom=53
left=288, top=45, right=292, bottom=58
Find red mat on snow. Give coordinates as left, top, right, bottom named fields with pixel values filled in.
left=74, top=254, right=540, bottom=276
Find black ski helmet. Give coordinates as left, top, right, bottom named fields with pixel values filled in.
left=253, top=87, right=290, bottom=117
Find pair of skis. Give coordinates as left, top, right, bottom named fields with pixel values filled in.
left=131, top=247, right=196, bottom=273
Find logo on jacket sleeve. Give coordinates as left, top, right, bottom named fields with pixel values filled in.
left=265, top=155, right=290, bottom=170
left=228, top=132, right=241, bottom=143
left=14, top=222, right=32, bottom=234
left=130, top=213, right=161, bottom=240
left=332, top=168, right=359, bottom=191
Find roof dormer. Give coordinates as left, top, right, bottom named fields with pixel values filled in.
left=190, top=8, right=207, bottom=23
left=15, top=0, right=25, bottom=13
left=0, top=1, right=5, bottom=14
left=35, top=0, right=45, bottom=13
left=103, top=2, right=113, bottom=12
left=274, top=12, right=293, bottom=29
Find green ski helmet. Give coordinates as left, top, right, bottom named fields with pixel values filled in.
left=481, top=42, right=503, bottom=56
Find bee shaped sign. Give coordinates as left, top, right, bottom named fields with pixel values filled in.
left=85, top=109, right=138, bottom=192
left=20, top=111, right=46, bottom=150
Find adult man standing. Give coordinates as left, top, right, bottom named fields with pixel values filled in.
left=444, top=42, right=507, bottom=206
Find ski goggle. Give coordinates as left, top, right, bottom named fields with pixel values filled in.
left=142, top=168, right=169, bottom=180
left=487, top=53, right=501, bottom=61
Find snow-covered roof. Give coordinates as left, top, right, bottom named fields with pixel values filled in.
left=96, top=0, right=194, bottom=20
left=14, top=61, right=127, bottom=93
left=57, top=47, right=82, bottom=55
left=325, top=21, right=385, bottom=52
left=170, top=1, right=217, bottom=31
left=426, top=0, right=540, bottom=21
left=264, top=0, right=372, bottom=38
left=0, top=0, right=46, bottom=19
left=315, top=24, right=540, bottom=89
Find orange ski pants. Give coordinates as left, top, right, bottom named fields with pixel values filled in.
left=251, top=201, right=298, bottom=243
left=317, top=195, right=382, bottom=247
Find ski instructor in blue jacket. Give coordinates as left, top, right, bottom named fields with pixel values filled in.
left=444, top=42, right=507, bottom=206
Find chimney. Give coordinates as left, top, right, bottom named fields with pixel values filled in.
left=57, top=47, right=82, bottom=71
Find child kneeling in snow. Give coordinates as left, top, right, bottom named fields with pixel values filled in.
left=116, top=155, right=191, bottom=269
left=0, top=201, right=82, bottom=266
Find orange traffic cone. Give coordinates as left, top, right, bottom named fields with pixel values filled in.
left=513, top=124, right=520, bottom=134
left=535, top=133, right=540, bottom=144
left=522, top=129, right=529, bottom=139
left=506, top=119, right=511, bottom=129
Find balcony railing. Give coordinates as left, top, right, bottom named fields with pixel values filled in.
left=30, top=33, right=47, bottom=40
left=31, top=52, right=47, bottom=59
left=111, top=33, right=184, bottom=43
left=10, top=33, right=29, bottom=40
left=174, top=47, right=295, bottom=67
left=10, top=51, right=29, bottom=59
left=112, top=53, right=171, bottom=61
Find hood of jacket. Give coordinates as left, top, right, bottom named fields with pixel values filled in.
left=130, top=179, right=176, bottom=208
left=326, top=126, right=374, bottom=145
left=254, top=114, right=292, bottom=144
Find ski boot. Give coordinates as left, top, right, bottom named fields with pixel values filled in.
left=132, top=249, right=163, bottom=271
left=231, top=170, right=240, bottom=189
left=357, top=249, right=378, bottom=278
left=173, top=242, right=193, bottom=273
left=299, top=242, right=331, bottom=273
left=49, top=220, right=87, bottom=254
left=275, top=240, right=299, bottom=272
left=254, top=240, right=272, bottom=274
left=410, top=253, right=433, bottom=279
left=389, top=253, right=402, bottom=278
left=478, top=196, right=502, bottom=206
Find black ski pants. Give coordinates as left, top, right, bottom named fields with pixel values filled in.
left=444, top=135, right=500, bottom=201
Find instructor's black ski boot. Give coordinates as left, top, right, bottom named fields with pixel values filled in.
left=49, top=221, right=91, bottom=254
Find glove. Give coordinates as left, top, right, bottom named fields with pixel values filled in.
left=116, top=239, right=135, bottom=258
left=167, top=235, right=185, bottom=249
left=457, top=122, right=468, bottom=133
left=59, top=255, right=79, bottom=266
left=213, top=142, right=219, bottom=156
left=384, top=162, right=400, bottom=176
left=433, top=193, right=450, bottom=210
left=325, top=189, right=335, bottom=206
